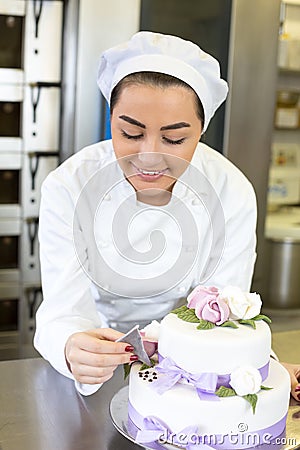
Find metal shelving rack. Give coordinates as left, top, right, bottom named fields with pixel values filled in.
left=0, top=0, right=63, bottom=359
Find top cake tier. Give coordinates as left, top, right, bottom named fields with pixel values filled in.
left=158, top=313, right=271, bottom=375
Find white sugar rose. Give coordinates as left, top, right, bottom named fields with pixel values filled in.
left=141, top=320, right=161, bottom=341
left=219, top=287, right=262, bottom=320
left=219, top=286, right=249, bottom=320
left=243, top=293, right=262, bottom=319
left=229, top=366, right=262, bottom=396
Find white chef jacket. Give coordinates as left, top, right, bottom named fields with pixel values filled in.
left=34, top=140, right=257, bottom=395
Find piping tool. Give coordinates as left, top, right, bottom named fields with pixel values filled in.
left=116, top=325, right=151, bottom=366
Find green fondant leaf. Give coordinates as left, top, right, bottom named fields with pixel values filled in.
left=123, top=363, right=131, bottom=380
left=171, top=305, right=189, bottom=315
left=252, top=314, right=272, bottom=324
left=215, top=386, right=236, bottom=397
left=220, top=321, right=238, bottom=329
left=196, top=320, right=215, bottom=330
left=139, top=359, right=156, bottom=371
left=238, top=319, right=256, bottom=329
left=260, top=385, right=273, bottom=390
left=243, top=393, right=258, bottom=414
left=174, top=306, right=201, bottom=323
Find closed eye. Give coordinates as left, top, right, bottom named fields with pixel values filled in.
left=163, top=136, right=186, bottom=145
left=121, top=130, right=143, bottom=140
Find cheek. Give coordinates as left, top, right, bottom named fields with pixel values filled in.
left=166, top=142, right=198, bottom=165
left=184, top=139, right=199, bottom=161
left=112, top=135, right=137, bottom=160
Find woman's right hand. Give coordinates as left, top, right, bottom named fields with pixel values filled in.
left=65, top=328, right=137, bottom=385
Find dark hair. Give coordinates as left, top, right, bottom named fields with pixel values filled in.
left=110, top=71, right=204, bottom=127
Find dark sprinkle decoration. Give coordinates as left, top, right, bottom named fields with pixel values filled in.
left=138, top=368, right=159, bottom=383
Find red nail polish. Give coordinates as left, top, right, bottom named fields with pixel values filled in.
left=130, top=355, right=139, bottom=361
left=125, top=345, right=134, bottom=352
left=295, top=386, right=300, bottom=392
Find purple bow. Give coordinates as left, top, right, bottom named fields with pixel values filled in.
left=136, top=416, right=213, bottom=449
left=152, top=357, right=219, bottom=400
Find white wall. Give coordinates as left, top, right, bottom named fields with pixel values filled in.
left=74, top=0, right=141, bottom=152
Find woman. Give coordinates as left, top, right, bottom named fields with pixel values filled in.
left=34, top=32, right=299, bottom=398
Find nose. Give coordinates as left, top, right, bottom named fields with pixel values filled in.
left=137, top=138, right=163, bottom=167
left=137, top=152, right=163, bottom=167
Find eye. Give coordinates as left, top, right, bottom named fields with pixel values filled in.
left=121, top=130, right=143, bottom=140
left=163, top=136, right=186, bottom=145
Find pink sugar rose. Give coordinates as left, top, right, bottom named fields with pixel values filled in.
left=187, top=286, right=220, bottom=309
left=187, top=286, right=230, bottom=325
left=142, top=339, right=158, bottom=357
left=140, top=320, right=160, bottom=357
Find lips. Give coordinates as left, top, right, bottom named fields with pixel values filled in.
left=130, top=162, right=168, bottom=181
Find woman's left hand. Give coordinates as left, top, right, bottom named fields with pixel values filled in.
left=280, top=362, right=300, bottom=401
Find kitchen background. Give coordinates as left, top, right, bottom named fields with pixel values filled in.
left=0, top=0, right=299, bottom=360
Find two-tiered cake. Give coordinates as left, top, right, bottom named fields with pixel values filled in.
left=128, top=286, right=290, bottom=449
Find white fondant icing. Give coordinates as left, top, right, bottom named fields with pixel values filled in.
left=129, top=359, right=290, bottom=436
left=158, top=313, right=271, bottom=374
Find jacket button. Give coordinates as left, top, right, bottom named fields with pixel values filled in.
left=99, top=241, right=109, bottom=248
left=192, top=198, right=201, bottom=205
left=177, top=286, right=186, bottom=293
left=103, top=193, right=111, bottom=201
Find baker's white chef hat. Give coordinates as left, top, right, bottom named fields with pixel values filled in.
left=97, top=31, right=228, bottom=133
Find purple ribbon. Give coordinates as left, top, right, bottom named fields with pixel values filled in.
left=152, top=357, right=219, bottom=400
left=129, top=402, right=287, bottom=449
left=157, top=354, right=270, bottom=391
left=135, top=415, right=213, bottom=449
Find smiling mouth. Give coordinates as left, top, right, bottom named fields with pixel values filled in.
left=139, top=168, right=166, bottom=175
left=130, top=162, right=168, bottom=177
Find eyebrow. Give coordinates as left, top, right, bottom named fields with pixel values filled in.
left=119, top=115, right=146, bottom=128
left=119, top=115, right=191, bottom=131
left=160, top=122, right=191, bottom=131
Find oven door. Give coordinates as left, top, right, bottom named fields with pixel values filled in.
left=0, top=151, right=21, bottom=218
left=0, top=235, right=18, bottom=272
left=0, top=215, right=21, bottom=284
left=0, top=283, right=20, bottom=360
left=0, top=101, right=21, bottom=138
left=0, top=83, right=23, bottom=152
left=0, top=0, right=25, bottom=84
left=0, top=169, right=20, bottom=205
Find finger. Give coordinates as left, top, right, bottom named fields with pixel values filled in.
left=291, top=386, right=300, bottom=402
left=75, top=363, right=118, bottom=378
left=73, top=348, right=134, bottom=367
left=74, top=371, right=115, bottom=385
left=79, top=337, right=133, bottom=355
left=68, top=332, right=131, bottom=354
left=290, top=369, right=300, bottom=401
left=281, top=362, right=300, bottom=401
left=90, top=328, right=125, bottom=342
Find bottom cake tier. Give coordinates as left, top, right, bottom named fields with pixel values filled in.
left=128, top=358, right=290, bottom=449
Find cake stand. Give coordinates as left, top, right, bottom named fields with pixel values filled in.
left=110, top=385, right=177, bottom=450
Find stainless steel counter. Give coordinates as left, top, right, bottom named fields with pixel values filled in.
left=0, top=358, right=140, bottom=450
left=0, top=358, right=299, bottom=450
